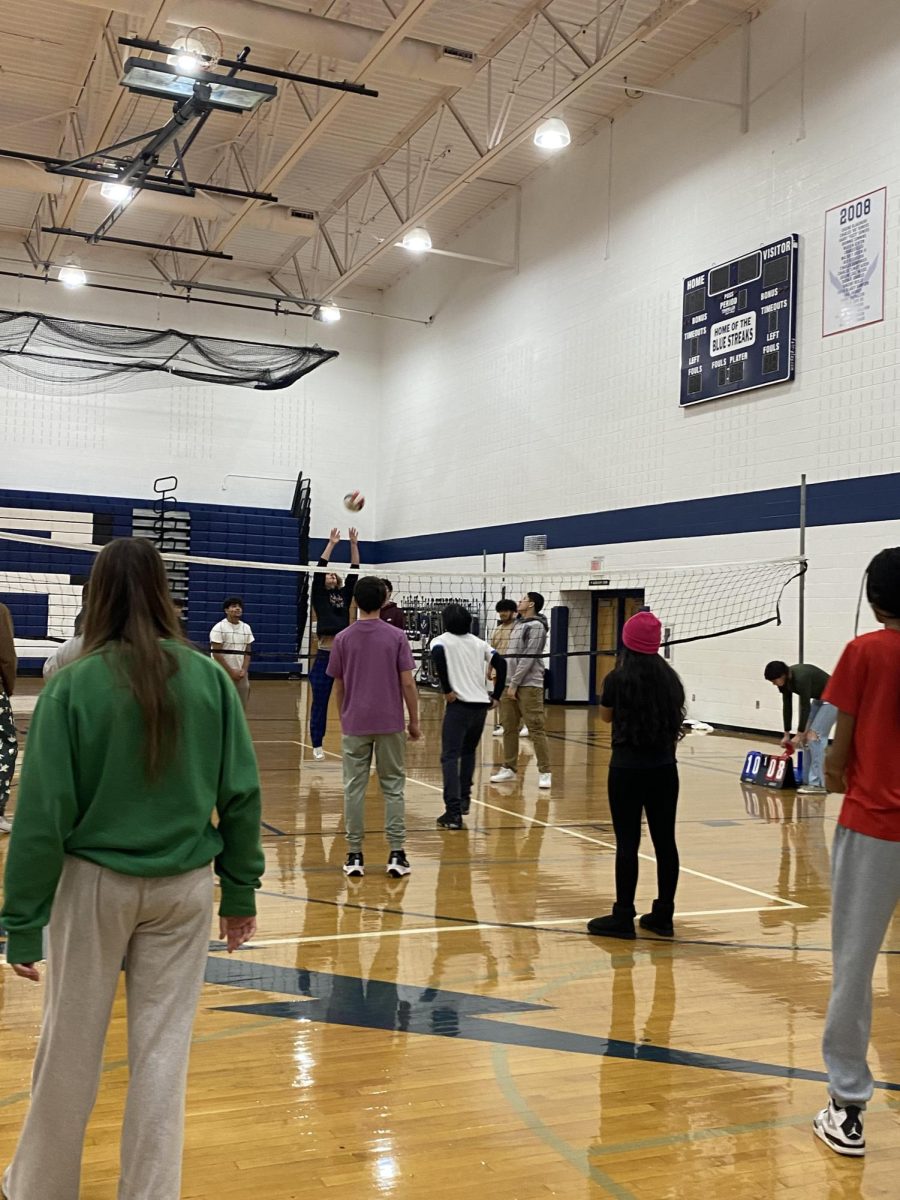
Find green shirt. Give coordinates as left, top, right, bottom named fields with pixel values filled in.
left=1, top=641, right=264, bottom=965
left=782, top=662, right=831, bottom=733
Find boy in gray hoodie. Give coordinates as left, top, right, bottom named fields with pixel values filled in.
left=491, top=592, right=552, bottom=789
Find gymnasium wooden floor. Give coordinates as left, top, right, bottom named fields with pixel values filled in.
left=1, top=680, right=898, bottom=1199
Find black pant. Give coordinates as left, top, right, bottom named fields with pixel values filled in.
left=441, top=702, right=489, bottom=817
left=607, top=764, right=680, bottom=909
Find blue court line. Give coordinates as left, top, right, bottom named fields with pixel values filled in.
left=206, top=959, right=900, bottom=1094
left=260, top=820, right=287, bottom=836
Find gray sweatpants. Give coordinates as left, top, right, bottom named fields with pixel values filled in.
left=342, top=732, right=406, bottom=852
left=4, top=856, right=213, bottom=1200
left=823, top=824, right=900, bottom=1108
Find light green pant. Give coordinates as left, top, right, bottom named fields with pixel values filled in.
left=500, top=686, right=551, bottom=773
left=342, top=732, right=407, bottom=852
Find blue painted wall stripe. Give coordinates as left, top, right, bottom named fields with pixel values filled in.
left=371, top=471, right=900, bottom=563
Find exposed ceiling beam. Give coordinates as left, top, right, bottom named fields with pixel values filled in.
left=44, top=1, right=179, bottom=264
left=327, top=0, right=699, bottom=294
left=182, top=0, right=439, bottom=282
left=269, top=0, right=554, bottom=278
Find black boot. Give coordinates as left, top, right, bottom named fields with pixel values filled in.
left=587, top=903, right=636, bottom=939
left=639, top=900, right=675, bottom=937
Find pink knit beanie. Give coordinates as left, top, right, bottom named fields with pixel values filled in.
left=622, top=610, right=662, bottom=655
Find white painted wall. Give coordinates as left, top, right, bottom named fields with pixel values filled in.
left=374, top=0, right=900, bottom=729
left=0, top=276, right=380, bottom=537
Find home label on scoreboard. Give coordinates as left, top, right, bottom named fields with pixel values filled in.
left=680, top=234, right=799, bottom=407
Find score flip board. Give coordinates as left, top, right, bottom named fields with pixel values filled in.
left=680, top=234, right=799, bottom=406
left=740, top=749, right=802, bottom=791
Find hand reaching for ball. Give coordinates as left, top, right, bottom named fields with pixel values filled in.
left=328, top=526, right=341, bottom=545
left=349, top=527, right=358, bottom=542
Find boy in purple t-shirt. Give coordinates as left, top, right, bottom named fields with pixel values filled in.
left=327, top=576, right=420, bottom=878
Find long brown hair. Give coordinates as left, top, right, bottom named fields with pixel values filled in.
left=81, top=538, right=185, bottom=778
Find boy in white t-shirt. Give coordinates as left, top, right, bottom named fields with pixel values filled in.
left=430, top=604, right=506, bottom=829
left=210, top=596, right=254, bottom=710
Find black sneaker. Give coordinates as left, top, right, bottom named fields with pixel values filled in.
left=460, top=799, right=471, bottom=815
left=342, top=852, right=364, bottom=877
left=813, top=1099, right=865, bottom=1157
left=386, top=850, right=411, bottom=878
left=436, top=812, right=463, bottom=830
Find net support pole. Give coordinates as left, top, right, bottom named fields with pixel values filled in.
left=482, top=549, right=488, bottom=639
left=798, top=473, right=807, bottom=663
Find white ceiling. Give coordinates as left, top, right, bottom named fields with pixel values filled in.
left=0, top=0, right=771, bottom=312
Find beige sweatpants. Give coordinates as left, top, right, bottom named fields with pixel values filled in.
left=4, top=856, right=213, bottom=1200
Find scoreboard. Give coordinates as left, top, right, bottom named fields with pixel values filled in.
left=680, top=234, right=799, bottom=406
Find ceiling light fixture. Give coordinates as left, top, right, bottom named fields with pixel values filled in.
left=316, top=301, right=342, bottom=323
left=58, top=264, right=87, bottom=289
left=533, top=117, right=571, bottom=150
left=121, top=57, right=275, bottom=113
left=400, top=227, right=432, bottom=253
left=174, top=49, right=203, bottom=73
left=100, top=181, right=136, bottom=204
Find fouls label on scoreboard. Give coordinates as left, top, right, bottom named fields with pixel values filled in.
left=709, top=312, right=756, bottom=355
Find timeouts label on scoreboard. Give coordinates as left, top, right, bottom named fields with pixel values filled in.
left=680, top=234, right=799, bottom=407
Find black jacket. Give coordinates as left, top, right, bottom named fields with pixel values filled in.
left=311, top=558, right=358, bottom=637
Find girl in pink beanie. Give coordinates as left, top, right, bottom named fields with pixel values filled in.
left=587, top=609, right=686, bottom=940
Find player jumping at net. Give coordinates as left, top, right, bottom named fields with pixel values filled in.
left=812, top=547, right=900, bottom=1159
left=309, top=527, right=359, bottom=760
left=587, top=610, right=686, bottom=940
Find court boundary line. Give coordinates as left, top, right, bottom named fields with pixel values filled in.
left=257, top=739, right=806, bottom=912
left=210, top=906, right=799, bottom=951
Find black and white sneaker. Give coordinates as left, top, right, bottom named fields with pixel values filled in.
left=386, top=850, right=411, bottom=878
left=813, top=1099, right=865, bottom=1157
left=436, top=812, right=463, bottom=830
left=342, top=852, right=365, bottom=877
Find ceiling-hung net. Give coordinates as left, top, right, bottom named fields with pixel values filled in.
left=0, top=310, right=338, bottom=390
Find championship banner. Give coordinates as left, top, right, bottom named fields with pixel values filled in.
left=823, top=187, right=886, bottom=336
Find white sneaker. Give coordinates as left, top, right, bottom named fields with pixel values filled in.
left=490, top=767, right=516, bottom=783
left=797, top=784, right=827, bottom=795
left=520, top=726, right=529, bottom=737
left=538, top=773, right=552, bottom=789
left=0, top=815, right=11, bottom=834
left=813, top=1099, right=865, bottom=1157
left=492, top=726, right=504, bottom=737
left=312, top=747, right=326, bottom=761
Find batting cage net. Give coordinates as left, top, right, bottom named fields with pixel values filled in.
left=0, top=309, right=337, bottom=390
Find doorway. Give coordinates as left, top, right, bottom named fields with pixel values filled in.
left=590, top=591, right=645, bottom=703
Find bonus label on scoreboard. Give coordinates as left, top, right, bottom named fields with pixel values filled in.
left=680, top=234, right=799, bottom=406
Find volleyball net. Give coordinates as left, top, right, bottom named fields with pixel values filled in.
left=0, top=528, right=805, bottom=683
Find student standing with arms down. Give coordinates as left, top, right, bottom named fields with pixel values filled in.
left=210, top=596, right=255, bottom=710
left=327, top=576, right=420, bottom=878
left=587, top=610, right=685, bottom=940
left=812, top=548, right=900, bottom=1158
left=490, top=592, right=551, bottom=788
left=431, top=603, right=507, bottom=829
left=1, top=537, right=264, bottom=1200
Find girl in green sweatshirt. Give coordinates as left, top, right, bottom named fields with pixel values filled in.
left=1, top=537, right=264, bottom=1200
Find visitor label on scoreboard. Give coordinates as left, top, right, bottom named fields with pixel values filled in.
left=680, top=234, right=799, bottom=406
left=823, top=187, right=886, bottom=337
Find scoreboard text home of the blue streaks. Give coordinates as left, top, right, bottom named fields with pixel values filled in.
left=680, top=234, right=799, bottom=407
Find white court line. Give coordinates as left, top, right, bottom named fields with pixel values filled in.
left=218, top=906, right=790, bottom=950
left=257, top=739, right=805, bottom=912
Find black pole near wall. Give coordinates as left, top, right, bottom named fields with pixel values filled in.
left=547, top=606, right=569, bottom=703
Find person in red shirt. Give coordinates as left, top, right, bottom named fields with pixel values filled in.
left=812, top=547, right=900, bottom=1159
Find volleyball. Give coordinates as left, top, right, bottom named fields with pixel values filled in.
left=343, top=490, right=365, bottom=512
